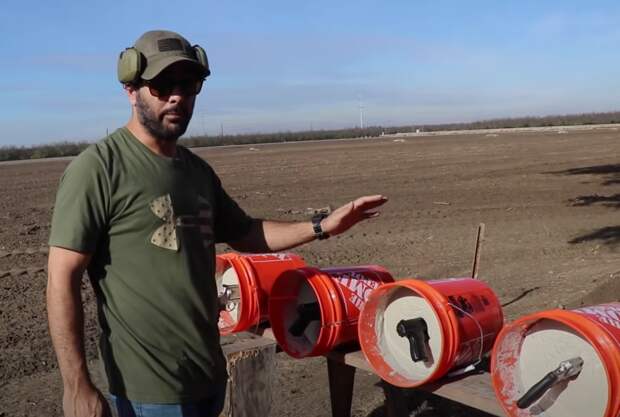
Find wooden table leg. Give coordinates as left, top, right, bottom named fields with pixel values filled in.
left=327, top=357, right=356, bottom=417
left=382, top=381, right=409, bottom=417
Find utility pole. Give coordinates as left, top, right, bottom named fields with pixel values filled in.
left=220, top=122, right=224, bottom=138
left=359, top=95, right=364, bottom=129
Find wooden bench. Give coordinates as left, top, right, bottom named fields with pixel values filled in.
left=326, top=348, right=506, bottom=417
left=248, top=328, right=507, bottom=417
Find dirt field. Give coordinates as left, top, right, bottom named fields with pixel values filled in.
left=1, top=127, right=618, bottom=416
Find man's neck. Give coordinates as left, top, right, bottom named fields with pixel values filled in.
left=126, top=119, right=177, bottom=158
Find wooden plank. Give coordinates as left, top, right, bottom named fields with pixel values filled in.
left=423, top=372, right=505, bottom=416
left=221, top=332, right=277, bottom=417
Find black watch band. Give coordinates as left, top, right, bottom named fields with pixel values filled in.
left=311, top=213, right=330, bottom=240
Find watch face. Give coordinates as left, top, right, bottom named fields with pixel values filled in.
left=312, top=218, right=323, bottom=234
left=311, top=212, right=328, bottom=223
left=312, top=213, right=329, bottom=240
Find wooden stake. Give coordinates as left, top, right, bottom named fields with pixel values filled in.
left=471, top=223, right=485, bottom=279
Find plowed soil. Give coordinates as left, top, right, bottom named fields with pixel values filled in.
left=1, top=127, right=618, bottom=416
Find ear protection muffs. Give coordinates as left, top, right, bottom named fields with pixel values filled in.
left=193, top=45, right=211, bottom=77
left=117, top=48, right=145, bottom=84
left=117, top=45, right=210, bottom=84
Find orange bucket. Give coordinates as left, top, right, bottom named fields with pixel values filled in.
left=491, top=303, right=620, bottom=417
left=268, top=265, right=394, bottom=358
left=216, top=252, right=305, bottom=335
left=358, top=278, right=503, bottom=387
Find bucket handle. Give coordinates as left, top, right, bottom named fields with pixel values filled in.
left=446, top=302, right=484, bottom=377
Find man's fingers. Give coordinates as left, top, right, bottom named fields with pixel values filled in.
left=363, top=211, right=380, bottom=218
left=353, top=195, right=388, bottom=211
left=354, top=194, right=387, bottom=204
left=332, top=195, right=387, bottom=219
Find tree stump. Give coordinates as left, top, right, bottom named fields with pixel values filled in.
left=221, top=332, right=277, bottom=417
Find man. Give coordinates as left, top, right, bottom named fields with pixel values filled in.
left=47, top=30, right=387, bottom=417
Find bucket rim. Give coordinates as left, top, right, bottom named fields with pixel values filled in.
left=268, top=266, right=343, bottom=358
left=216, top=254, right=260, bottom=335
left=491, top=308, right=620, bottom=417
left=358, top=278, right=461, bottom=387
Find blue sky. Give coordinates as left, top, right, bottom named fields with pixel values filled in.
left=2, top=0, right=620, bottom=146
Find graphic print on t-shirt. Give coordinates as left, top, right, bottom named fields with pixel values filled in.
left=175, top=195, right=215, bottom=249
left=150, top=194, right=215, bottom=251
left=196, top=195, right=214, bottom=248
left=150, top=194, right=179, bottom=251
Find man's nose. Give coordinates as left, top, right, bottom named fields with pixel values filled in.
left=167, top=88, right=188, bottom=103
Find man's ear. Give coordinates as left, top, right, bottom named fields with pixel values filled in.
left=124, top=84, right=139, bottom=106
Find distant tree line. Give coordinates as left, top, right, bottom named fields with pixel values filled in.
left=404, top=111, right=620, bottom=132
left=180, top=127, right=386, bottom=148
left=0, top=141, right=91, bottom=162
left=2, top=111, right=620, bottom=162
left=182, top=110, right=620, bottom=148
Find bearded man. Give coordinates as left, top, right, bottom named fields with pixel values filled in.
left=47, top=30, right=387, bottom=417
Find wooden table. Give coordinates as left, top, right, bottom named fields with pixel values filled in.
left=326, top=348, right=506, bottom=417
left=256, top=328, right=507, bottom=417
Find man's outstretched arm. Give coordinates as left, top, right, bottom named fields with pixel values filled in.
left=229, top=194, right=388, bottom=253
left=47, top=246, right=110, bottom=417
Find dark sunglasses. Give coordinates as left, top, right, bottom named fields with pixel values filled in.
left=143, top=76, right=204, bottom=98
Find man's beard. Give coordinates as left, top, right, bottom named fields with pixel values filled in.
left=135, top=92, right=191, bottom=142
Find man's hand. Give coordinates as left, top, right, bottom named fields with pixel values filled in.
left=228, top=195, right=388, bottom=252
left=47, top=246, right=108, bottom=417
left=63, top=382, right=111, bottom=417
left=321, top=195, right=388, bottom=237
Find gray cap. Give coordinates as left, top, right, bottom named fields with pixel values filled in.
left=133, top=30, right=209, bottom=80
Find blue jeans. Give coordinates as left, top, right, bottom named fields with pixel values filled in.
left=108, top=386, right=226, bottom=417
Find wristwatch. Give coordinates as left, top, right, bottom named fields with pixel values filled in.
left=311, top=213, right=330, bottom=240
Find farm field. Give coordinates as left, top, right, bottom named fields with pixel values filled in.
left=1, top=127, right=619, bottom=416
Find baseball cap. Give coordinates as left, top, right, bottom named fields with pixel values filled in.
left=133, top=30, right=209, bottom=80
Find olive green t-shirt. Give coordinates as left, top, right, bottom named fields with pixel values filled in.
left=49, top=128, right=252, bottom=403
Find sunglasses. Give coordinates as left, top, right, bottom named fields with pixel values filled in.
left=143, top=76, right=204, bottom=98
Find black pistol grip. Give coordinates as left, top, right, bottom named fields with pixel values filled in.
left=516, top=372, right=559, bottom=409
left=396, top=318, right=430, bottom=362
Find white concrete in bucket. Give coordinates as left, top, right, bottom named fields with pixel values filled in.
left=281, top=280, right=321, bottom=356
left=377, top=287, right=444, bottom=381
left=220, top=267, right=241, bottom=323
left=517, top=319, right=607, bottom=417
